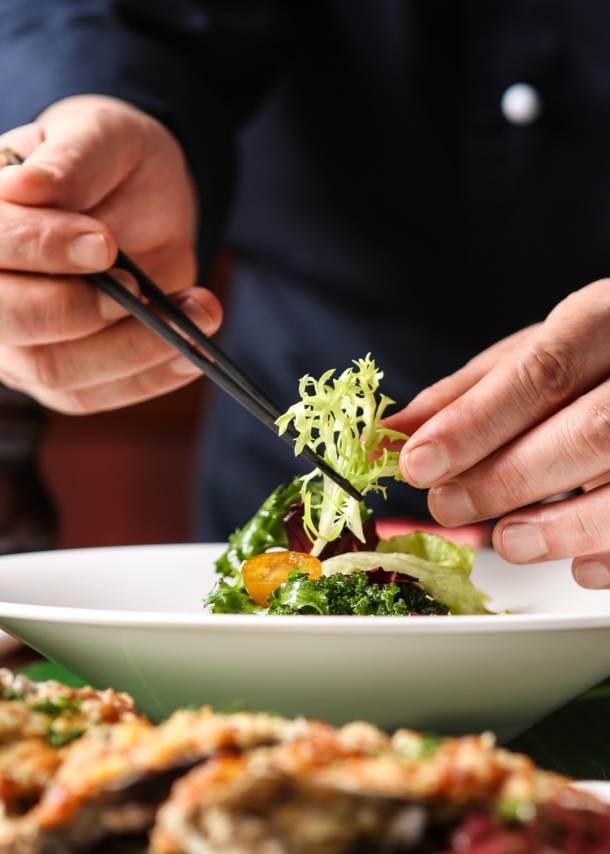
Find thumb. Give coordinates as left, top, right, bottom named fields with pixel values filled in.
left=0, top=96, right=145, bottom=212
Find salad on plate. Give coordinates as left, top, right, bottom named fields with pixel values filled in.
left=205, top=356, right=489, bottom=617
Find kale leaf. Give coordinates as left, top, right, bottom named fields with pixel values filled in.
left=214, top=478, right=302, bottom=585
left=267, top=568, right=449, bottom=616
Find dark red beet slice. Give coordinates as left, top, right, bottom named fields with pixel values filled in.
left=284, top=501, right=380, bottom=559
left=365, top=566, right=419, bottom=587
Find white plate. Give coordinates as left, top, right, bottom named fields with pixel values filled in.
left=0, top=544, right=609, bottom=740
left=573, top=781, right=610, bottom=803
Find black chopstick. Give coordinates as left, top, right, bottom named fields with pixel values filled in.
left=2, top=148, right=363, bottom=501
left=114, top=250, right=281, bottom=421
left=89, top=268, right=363, bottom=501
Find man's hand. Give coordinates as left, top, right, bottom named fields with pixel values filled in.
left=0, top=95, right=222, bottom=412
left=384, top=280, right=610, bottom=590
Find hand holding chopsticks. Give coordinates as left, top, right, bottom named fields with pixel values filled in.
left=0, top=149, right=362, bottom=501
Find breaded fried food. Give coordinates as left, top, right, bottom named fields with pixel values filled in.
left=0, top=669, right=144, bottom=815
left=151, top=726, right=610, bottom=854
left=13, top=708, right=323, bottom=853
left=0, top=668, right=145, bottom=853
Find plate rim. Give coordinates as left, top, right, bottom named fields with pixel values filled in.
left=0, top=543, right=609, bottom=633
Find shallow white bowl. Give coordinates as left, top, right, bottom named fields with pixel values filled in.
left=0, top=543, right=609, bottom=741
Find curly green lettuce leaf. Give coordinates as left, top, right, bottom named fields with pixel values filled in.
left=276, top=355, right=407, bottom=556
left=214, top=478, right=302, bottom=586
left=267, top=568, right=449, bottom=616
left=203, top=579, right=264, bottom=614
left=322, top=532, right=490, bottom=615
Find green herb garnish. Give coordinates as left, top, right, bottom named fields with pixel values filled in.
left=46, top=727, right=85, bottom=748
left=2, top=688, right=26, bottom=701
left=33, top=696, right=82, bottom=717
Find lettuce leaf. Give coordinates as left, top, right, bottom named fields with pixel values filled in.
left=214, top=478, right=302, bottom=585
left=322, top=531, right=490, bottom=615
left=203, top=579, right=265, bottom=614
left=276, top=355, right=408, bottom=556
left=377, top=531, right=475, bottom=574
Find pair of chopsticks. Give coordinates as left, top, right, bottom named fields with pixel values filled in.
left=1, top=149, right=362, bottom=502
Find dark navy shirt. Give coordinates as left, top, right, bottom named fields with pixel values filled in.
left=0, top=1, right=609, bottom=535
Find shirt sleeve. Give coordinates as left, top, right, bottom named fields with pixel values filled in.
left=0, top=0, right=296, bottom=271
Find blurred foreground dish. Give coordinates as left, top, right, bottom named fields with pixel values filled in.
left=0, top=670, right=607, bottom=854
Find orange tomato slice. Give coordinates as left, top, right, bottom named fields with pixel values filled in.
left=241, top=551, right=323, bottom=607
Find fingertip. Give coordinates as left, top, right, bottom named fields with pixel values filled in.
left=401, top=441, right=450, bottom=488
left=0, top=163, right=55, bottom=205
left=174, top=288, right=223, bottom=335
left=492, top=521, right=548, bottom=563
left=572, top=557, right=610, bottom=589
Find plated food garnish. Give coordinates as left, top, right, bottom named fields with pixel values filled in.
left=205, top=356, right=489, bottom=616
left=0, top=669, right=608, bottom=854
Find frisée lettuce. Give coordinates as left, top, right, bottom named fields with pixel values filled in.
left=276, top=355, right=408, bottom=556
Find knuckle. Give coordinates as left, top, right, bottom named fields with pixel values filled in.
left=36, top=218, right=69, bottom=267
left=120, top=322, right=166, bottom=369
left=574, top=401, right=610, bottom=460
left=130, top=372, right=155, bottom=398
left=514, top=342, right=577, bottom=408
left=479, top=459, right=532, bottom=512
left=58, top=389, right=94, bottom=415
left=30, top=346, right=65, bottom=390
left=569, top=504, right=606, bottom=555
left=40, top=141, right=90, bottom=194
left=5, top=214, right=62, bottom=270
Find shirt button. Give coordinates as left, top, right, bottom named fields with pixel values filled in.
left=501, top=83, right=543, bottom=125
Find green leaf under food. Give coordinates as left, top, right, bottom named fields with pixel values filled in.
left=322, top=531, right=490, bottom=615
left=203, top=579, right=265, bottom=614
left=17, top=662, right=87, bottom=689
left=214, top=478, right=302, bottom=586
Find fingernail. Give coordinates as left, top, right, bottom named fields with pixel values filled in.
left=502, top=523, right=548, bottom=563
left=69, top=233, right=110, bottom=270
left=574, top=560, right=610, bottom=589
left=402, top=443, right=449, bottom=487
left=98, top=269, right=140, bottom=322
left=177, top=296, right=214, bottom=333
left=429, top=482, right=477, bottom=526
left=170, top=356, right=201, bottom=376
